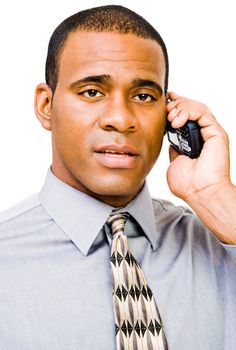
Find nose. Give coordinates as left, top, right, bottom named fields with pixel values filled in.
left=98, top=95, right=138, bottom=133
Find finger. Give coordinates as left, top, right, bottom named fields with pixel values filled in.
left=171, top=110, right=190, bottom=128
left=168, top=91, right=179, bottom=101
left=168, top=105, right=196, bottom=126
left=200, top=123, right=229, bottom=143
left=181, top=110, right=217, bottom=129
left=167, top=93, right=219, bottom=129
left=166, top=96, right=188, bottom=112
left=166, top=91, right=181, bottom=112
left=167, top=107, right=178, bottom=120
left=192, top=112, right=217, bottom=129
left=170, top=109, right=206, bottom=127
left=169, top=107, right=216, bottom=128
left=166, top=94, right=181, bottom=112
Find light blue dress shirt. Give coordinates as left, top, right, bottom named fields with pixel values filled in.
left=0, top=168, right=235, bottom=349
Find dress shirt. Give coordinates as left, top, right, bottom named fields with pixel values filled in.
left=0, top=168, right=235, bottom=350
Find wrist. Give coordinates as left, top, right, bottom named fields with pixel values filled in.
left=184, top=179, right=233, bottom=208
left=184, top=180, right=236, bottom=244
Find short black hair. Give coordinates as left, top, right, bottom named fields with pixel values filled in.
left=45, top=5, right=169, bottom=94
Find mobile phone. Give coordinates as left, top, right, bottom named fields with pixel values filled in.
left=166, top=120, right=203, bottom=158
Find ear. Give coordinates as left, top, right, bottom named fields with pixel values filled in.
left=34, top=83, right=53, bottom=131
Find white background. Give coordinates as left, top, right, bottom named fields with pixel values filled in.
left=0, top=0, right=235, bottom=210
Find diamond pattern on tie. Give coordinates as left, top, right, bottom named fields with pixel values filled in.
left=107, top=212, right=168, bottom=349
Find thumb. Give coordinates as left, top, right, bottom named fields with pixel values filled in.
left=169, top=145, right=181, bottom=162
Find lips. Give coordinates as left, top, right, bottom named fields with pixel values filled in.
left=94, top=144, right=139, bottom=169
left=97, top=150, right=134, bottom=157
left=95, top=144, right=139, bottom=155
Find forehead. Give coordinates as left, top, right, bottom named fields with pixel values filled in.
left=58, top=31, right=166, bottom=87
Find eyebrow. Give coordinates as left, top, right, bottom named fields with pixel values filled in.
left=70, top=75, right=163, bottom=95
left=132, top=79, right=163, bottom=95
left=70, top=75, right=111, bottom=89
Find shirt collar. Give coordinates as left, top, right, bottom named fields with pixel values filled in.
left=39, top=168, right=157, bottom=255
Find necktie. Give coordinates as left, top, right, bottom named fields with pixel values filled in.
left=107, top=213, right=167, bottom=350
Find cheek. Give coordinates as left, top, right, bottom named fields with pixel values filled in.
left=51, top=112, right=88, bottom=166
left=51, top=98, right=91, bottom=148
left=143, top=114, right=166, bottom=155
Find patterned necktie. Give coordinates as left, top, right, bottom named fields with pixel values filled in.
left=107, top=212, right=167, bottom=350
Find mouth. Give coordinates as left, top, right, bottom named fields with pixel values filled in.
left=96, top=150, right=135, bottom=157
left=94, top=145, right=139, bottom=169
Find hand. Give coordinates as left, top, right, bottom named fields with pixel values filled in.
left=166, top=91, right=231, bottom=202
left=166, top=92, right=236, bottom=243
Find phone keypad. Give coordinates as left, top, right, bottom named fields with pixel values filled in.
left=176, top=127, right=191, bottom=155
left=180, top=125, right=190, bottom=138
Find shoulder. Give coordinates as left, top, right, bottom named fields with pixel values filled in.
left=0, top=194, right=41, bottom=225
left=0, top=194, right=54, bottom=246
left=0, top=194, right=53, bottom=237
left=151, top=197, right=193, bottom=224
left=151, top=197, right=207, bottom=233
left=151, top=197, right=223, bottom=253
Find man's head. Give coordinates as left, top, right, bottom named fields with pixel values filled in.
left=45, top=5, right=169, bottom=95
left=35, top=5, right=169, bottom=207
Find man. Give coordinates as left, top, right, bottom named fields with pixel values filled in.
left=0, top=4, right=235, bottom=350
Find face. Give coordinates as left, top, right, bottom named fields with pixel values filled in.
left=35, top=31, right=167, bottom=207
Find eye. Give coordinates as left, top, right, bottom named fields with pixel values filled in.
left=79, top=89, right=104, bottom=98
left=133, top=93, right=156, bottom=102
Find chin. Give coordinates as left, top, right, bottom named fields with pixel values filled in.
left=88, top=177, right=144, bottom=197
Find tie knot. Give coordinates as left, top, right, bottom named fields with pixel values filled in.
left=107, top=213, right=129, bottom=236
